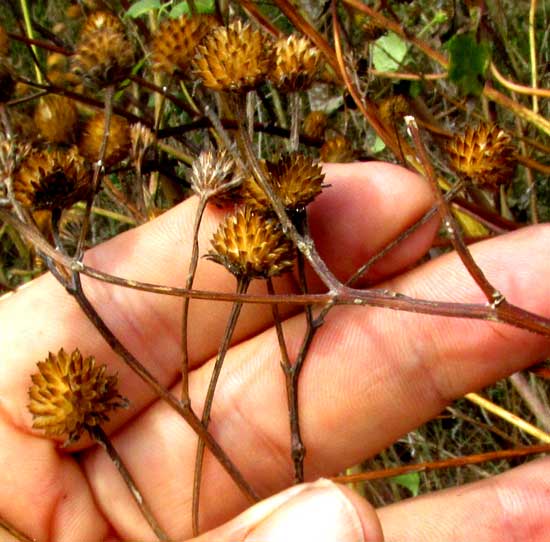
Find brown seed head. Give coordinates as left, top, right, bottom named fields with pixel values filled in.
left=193, top=20, right=273, bottom=92
left=320, top=135, right=355, bottom=163
left=208, top=206, right=295, bottom=279
left=151, top=14, right=217, bottom=76
left=378, top=95, right=409, bottom=124
left=14, top=146, right=92, bottom=210
left=28, top=348, right=128, bottom=444
left=79, top=112, right=131, bottom=166
left=0, top=25, right=9, bottom=57
left=189, top=148, right=243, bottom=201
left=271, top=35, right=321, bottom=92
left=445, top=123, right=517, bottom=188
left=72, top=12, right=134, bottom=87
left=362, top=19, right=387, bottom=41
left=303, top=110, right=328, bottom=139
left=34, top=95, right=78, bottom=144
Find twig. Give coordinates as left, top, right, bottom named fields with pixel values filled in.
left=192, top=277, right=250, bottom=536
left=509, top=372, right=550, bottom=433
left=528, top=0, right=539, bottom=113
left=89, top=425, right=169, bottom=541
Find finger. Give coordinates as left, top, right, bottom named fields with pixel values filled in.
left=193, top=479, right=382, bottom=542
left=378, top=456, right=550, bottom=541
left=0, top=162, right=436, bottom=438
left=83, top=224, right=550, bottom=539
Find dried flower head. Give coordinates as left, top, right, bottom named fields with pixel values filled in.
left=378, top=95, right=409, bottom=124
left=362, top=19, right=387, bottom=41
left=271, top=35, right=321, bottom=92
left=79, top=112, right=131, bottom=166
left=320, top=134, right=355, bottom=163
left=194, top=20, right=273, bottom=92
left=34, top=95, right=78, bottom=144
left=303, top=110, right=328, bottom=139
left=241, top=153, right=325, bottom=212
left=208, top=206, right=295, bottom=279
left=445, top=123, right=517, bottom=188
left=151, top=14, right=217, bottom=76
left=14, top=146, right=92, bottom=210
left=72, top=11, right=134, bottom=87
left=28, top=348, right=128, bottom=444
left=189, top=148, right=243, bottom=201
left=0, top=25, right=9, bottom=57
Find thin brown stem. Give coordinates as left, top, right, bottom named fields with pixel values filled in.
left=181, top=196, right=208, bottom=403
left=0, top=516, right=36, bottom=542
left=192, top=276, right=250, bottom=536
left=289, top=92, right=301, bottom=152
left=75, top=85, right=114, bottom=261
left=89, top=425, right=169, bottom=541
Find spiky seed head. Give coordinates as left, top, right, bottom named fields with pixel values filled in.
left=303, top=110, right=328, bottom=139
left=241, top=153, right=325, bottom=212
left=28, top=348, right=128, bottom=444
left=271, top=35, right=321, bottom=92
left=72, top=12, right=134, bottom=88
left=378, top=95, right=409, bottom=124
left=320, top=135, right=355, bottom=163
left=445, top=123, right=517, bottom=188
left=151, top=14, right=217, bottom=76
left=0, top=25, right=9, bottom=57
left=362, top=19, right=387, bottom=41
left=189, top=148, right=243, bottom=200
left=193, top=20, right=273, bottom=93
left=208, top=206, right=295, bottom=279
left=34, top=95, right=78, bottom=144
left=80, top=10, right=124, bottom=36
left=79, top=112, right=131, bottom=166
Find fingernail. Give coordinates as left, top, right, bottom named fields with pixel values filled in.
left=247, top=479, right=365, bottom=542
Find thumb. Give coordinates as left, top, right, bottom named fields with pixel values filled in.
left=192, top=479, right=383, bottom=542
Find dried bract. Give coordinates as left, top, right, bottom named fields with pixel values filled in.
left=14, top=146, right=92, bottom=210
left=151, top=14, right=217, bottom=76
left=208, top=206, right=295, bottom=279
left=72, top=11, right=134, bottom=87
left=80, top=112, right=131, bottom=166
left=194, top=20, right=273, bottom=92
left=189, top=148, right=243, bottom=200
left=271, top=35, right=321, bottom=92
left=28, top=348, right=127, bottom=444
left=303, top=110, right=328, bottom=139
left=445, top=123, right=517, bottom=188
left=320, top=135, right=355, bottom=163
left=34, top=95, right=78, bottom=144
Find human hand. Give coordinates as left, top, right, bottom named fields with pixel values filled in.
left=1, top=162, right=550, bottom=541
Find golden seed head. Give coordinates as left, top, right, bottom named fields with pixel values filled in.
left=303, top=110, right=328, bottom=139
left=151, top=14, right=217, bottom=76
left=0, top=25, right=9, bottom=57
left=14, top=146, right=92, bottom=210
left=207, top=206, right=295, bottom=279
left=271, top=35, right=321, bottom=92
left=378, top=95, right=409, bottom=124
left=72, top=12, right=134, bottom=87
left=79, top=112, right=131, bottom=166
left=193, top=20, right=273, bottom=92
left=189, top=148, right=243, bottom=200
left=445, top=123, right=517, bottom=188
left=28, top=348, right=128, bottom=444
left=241, top=153, right=325, bottom=212
left=34, top=95, right=78, bottom=144
left=80, top=10, right=124, bottom=36
left=320, top=135, right=355, bottom=163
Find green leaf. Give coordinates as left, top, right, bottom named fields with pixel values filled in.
left=371, top=135, right=386, bottom=154
left=169, top=0, right=216, bottom=18
left=444, top=32, right=491, bottom=96
left=372, top=32, right=408, bottom=72
left=126, top=0, right=161, bottom=18
left=391, top=472, right=420, bottom=497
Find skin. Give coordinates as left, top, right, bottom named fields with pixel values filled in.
left=1, top=162, right=550, bottom=541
